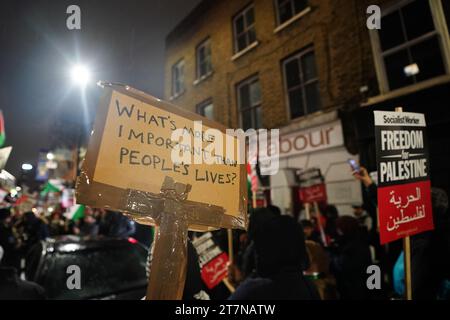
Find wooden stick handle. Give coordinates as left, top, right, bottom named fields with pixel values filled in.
left=403, top=236, right=412, bottom=300
left=146, top=210, right=188, bottom=300
left=222, top=278, right=236, bottom=293
left=305, top=202, right=311, bottom=220
left=227, top=229, right=234, bottom=264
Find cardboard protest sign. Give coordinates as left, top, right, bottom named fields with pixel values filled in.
left=297, top=168, right=327, bottom=203
left=76, top=84, right=247, bottom=231
left=0, top=147, right=12, bottom=171
left=192, top=232, right=229, bottom=289
left=374, top=111, right=433, bottom=244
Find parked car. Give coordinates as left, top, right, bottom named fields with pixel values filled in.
left=25, top=235, right=148, bottom=300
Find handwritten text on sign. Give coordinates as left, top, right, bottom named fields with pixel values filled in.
left=93, top=91, right=242, bottom=216
left=374, top=111, right=433, bottom=244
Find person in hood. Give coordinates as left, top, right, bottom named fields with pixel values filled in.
left=0, top=208, right=20, bottom=268
left=229, top=210, right=319, bottom=300
left=21, top=211, right=49, bottom=254
left=330, top=216, right=372, bottom=300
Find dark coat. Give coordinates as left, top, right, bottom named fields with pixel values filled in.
left=229, top=271, right=320, bottom=300
left=230, top=212, right=319, bottom=300
left=0, top=267, right=46, bottom=300
left=330, top=237, right=372, bottom=299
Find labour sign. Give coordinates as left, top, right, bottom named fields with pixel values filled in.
left=374, top=111, right=433, bottom=244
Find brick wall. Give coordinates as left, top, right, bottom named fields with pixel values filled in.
left=164, top=0, right=386, bottom=130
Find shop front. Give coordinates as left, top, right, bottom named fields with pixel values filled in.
left=270, top=111, right=363, bottom=218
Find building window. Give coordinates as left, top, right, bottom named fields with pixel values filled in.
left=233, top=5, right=257, bottom=53
left=374, top=0, right=447, bottom=91
left=171, top=59, right=185, bottom=97
left=237, top=76, right=262, bottom=130
left=443, top=0, right=450, bottom=36
left=196, top=38, right=212, bottom=79
left=275, top=0, right=308, bottom=25
left=197, top=99, right=214, bottom=120
left=282, top=48, right=321, bottom=119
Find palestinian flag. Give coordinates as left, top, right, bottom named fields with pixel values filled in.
left=40, top=181, right=62, bottom=197
left=65, top=204, right=85, bottom=221
left=0, top=110, right=5, bottom=147
left=247, top=162, right=258, bottom=194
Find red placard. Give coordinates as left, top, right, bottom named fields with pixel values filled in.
left=299, top=183, right=327, bottom=203
left=200, top=252, right=229, bottom=290
left=378, top=180, right=434, bottom=244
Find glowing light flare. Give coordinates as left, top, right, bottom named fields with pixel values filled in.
left=70, top=64, right=91, bottom=87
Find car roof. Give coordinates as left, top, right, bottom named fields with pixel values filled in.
left=42, top=236, right=145, bottom=253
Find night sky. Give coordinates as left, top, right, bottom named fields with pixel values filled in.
left=0, top=0, right=201, bottom=177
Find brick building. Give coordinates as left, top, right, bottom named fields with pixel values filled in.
left=164, top=0, right=450, bottom=216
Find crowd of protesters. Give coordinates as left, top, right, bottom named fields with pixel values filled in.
left=0, top=200, right=139, bottom=299
left=210, top=166, right=449, bottom=300
left=2, top=164, right=450, bottom=300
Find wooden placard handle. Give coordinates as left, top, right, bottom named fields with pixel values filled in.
left=146, top=202, right=188, bottom=300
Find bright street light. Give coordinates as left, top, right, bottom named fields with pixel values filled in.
left=46, top=152, right=55, bottom=160
left=21, top=163, right=33, bottom=171
left=70, top=64, right=91, bottom=87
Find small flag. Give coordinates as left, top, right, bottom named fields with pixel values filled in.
left=40, top=181, right=62, bottom=197
left=247, top=163, right=258, bottom=193
left=65, top=204, right=85, bottom=221
left=0, top=110, right=5, bottom=147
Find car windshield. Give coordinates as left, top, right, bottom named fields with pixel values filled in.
left=41, top=242, right=148, bottom=299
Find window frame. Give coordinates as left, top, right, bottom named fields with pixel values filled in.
left=171, top=58, right=185, bottom=98
left=196, top=98, right=214, bottom=120
left=196, top=37, right=212, bottom=80
left=236, top=75, right=262, bottom=130
left=282, top=47, right=321, bottom=120
left=274, top=0, right=309, bottom=26
left=232, top=4, right=257, bottom=54
left=368, top=0, right=450, bottom=94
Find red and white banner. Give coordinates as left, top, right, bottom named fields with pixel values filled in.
left=299, top=183, right=327, bottom=203
left=297, top=168, right=327, bottom=204
left=378, top=180, right=433, bottom=244
left=200, top=252, right=229, bottom=290
left=192, top=232, right=229, bottom=289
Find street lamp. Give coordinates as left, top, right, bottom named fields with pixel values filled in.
left=21, top=163, right=33, bottom=171
left=46, top=152, right=55, bottom=160
left=70, top=64, right=91, bottom=88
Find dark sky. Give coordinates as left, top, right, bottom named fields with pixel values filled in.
left=0, top=0, right=201, bottom=177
